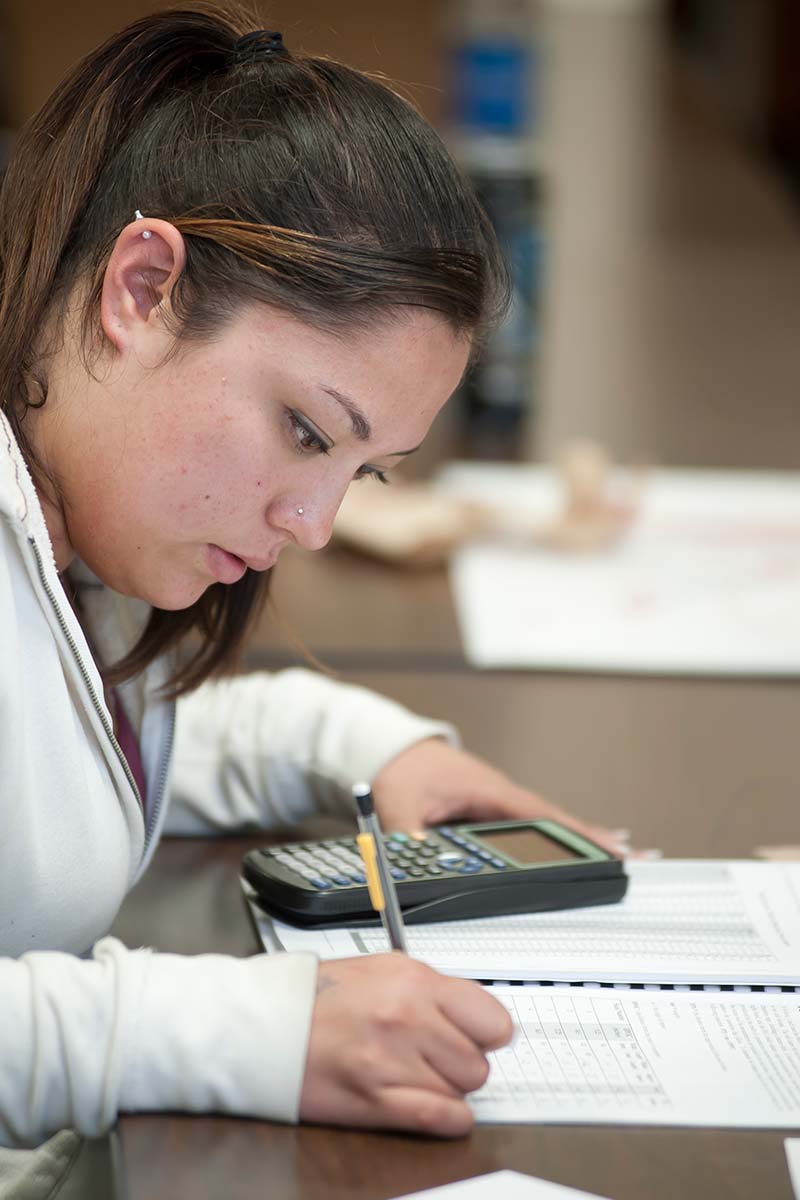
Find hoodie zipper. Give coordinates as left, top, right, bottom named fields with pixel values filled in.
left=29, top=535, right=174, bottom=858
left=143, top=703, right=175, bottom=853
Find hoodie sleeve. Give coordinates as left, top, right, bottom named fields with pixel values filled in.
left=165, top=667, right=458, bottom=835
left=0, top=937, right=318, bottom=1148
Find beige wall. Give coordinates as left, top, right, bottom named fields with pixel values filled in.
left=1, top=1, right=444, bottom=128
left=531, top=4, right=800, bottom=470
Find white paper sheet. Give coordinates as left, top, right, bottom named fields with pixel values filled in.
left=254, top=861, right=800, bottom=986
left=786, top=1139, right=800, bottom=1200
left=435, top=464, right=800, bottom=675
left=392, top=1170, right=607, bottom=1200
left=473, top=987, right=800, bottom=1128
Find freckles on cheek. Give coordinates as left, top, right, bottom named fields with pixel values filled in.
left=172, top=491, right=213, bottom=516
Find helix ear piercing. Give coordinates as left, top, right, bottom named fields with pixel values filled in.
left=134, top=210, right=152, bottom=239
left=296, top=507, right=304, bottom=515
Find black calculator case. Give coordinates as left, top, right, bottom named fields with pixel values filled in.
left=242, top=821, right=628, bottom=929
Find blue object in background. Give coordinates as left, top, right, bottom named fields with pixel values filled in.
left=453, top=40, right=534, bottom=136
left=447, top=16, right=542, bottom=449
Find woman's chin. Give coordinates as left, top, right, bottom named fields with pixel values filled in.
left=122, top=574, right=211, bottom=611
left=153, top=583, right=211, bottom=610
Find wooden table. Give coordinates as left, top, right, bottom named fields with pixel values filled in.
left=108, top=543, right=799, bottom=1199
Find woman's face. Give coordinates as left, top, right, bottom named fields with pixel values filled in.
left=38, top=304, right=469, bottom=608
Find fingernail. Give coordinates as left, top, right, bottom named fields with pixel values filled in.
left=636, top=848, right=663, bottom=861
left=610, top=828, right=631, bottom=841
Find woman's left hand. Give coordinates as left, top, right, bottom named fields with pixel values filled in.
left=371, top=738, right=631, bottom=858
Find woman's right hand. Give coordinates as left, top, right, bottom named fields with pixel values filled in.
left=299, top=953, right=513, bottom=1137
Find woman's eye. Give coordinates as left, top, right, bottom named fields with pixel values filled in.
left=286, top=410, right=388, bottom=483
left=288, top=412, right=328, bottom=455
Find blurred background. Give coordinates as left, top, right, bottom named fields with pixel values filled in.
left=2, top=0, right=799, bottom=473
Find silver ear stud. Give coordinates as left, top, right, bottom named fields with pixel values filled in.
left=134, top=210, right=152, bottom=239
left=297, top=507, right=304, bottom=515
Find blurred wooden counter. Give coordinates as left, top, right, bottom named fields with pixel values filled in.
left=247, top=543, right=800, bottom=861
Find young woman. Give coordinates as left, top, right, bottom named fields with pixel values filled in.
left=0, top=5, right=623, bottom=1163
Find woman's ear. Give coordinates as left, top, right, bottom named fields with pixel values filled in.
left=100, top=218, right=187, bottom=351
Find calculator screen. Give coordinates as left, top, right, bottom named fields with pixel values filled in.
left=478, top=826, right=584, bottom=864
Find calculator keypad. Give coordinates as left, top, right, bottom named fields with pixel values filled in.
left=259, top=829, right=510, bottom=889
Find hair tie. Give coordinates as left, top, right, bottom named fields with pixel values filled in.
left=233, top=30, right=288, bottom=64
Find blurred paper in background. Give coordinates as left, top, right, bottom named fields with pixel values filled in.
left=437, top=462, right=800, bottom=674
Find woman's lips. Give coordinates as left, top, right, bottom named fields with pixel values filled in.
left=207, top=544, right=285, bottom=582
left=207, top=544, right=247, bottom=584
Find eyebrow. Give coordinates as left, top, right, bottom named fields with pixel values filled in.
left=318, top=385, right=372, bottom=441
left=317, top=384, right=421, bottom=456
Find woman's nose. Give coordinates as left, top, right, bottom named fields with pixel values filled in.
left=272, top=492, right=343, bottom=552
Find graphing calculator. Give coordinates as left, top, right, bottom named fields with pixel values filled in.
left=242, top=819, right=628, bottom=928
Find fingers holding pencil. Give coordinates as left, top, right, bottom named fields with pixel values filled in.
left=299, top=953, right=513, bottom=1136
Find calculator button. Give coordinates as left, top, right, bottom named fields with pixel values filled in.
left=390, top=868, right=408, bottom=881
left=407, top=867, right=425, bottom=877
left=463, top=857, right=482, bottom=868
left=436, top=851, right=465, bottom=867
left=457, top=861, right=483, bottom=874
left=331, top=876, right=352, bottom=887
left=273, top=852, right=296, bottom=866
left=309, top=878, right=333, bottom=889
left=391, top=832, right=409, bottom=843
left=348, top=872, right=367, bottom=884
left=489, top=858, right=507, bottom=869
left=427, top=866, right=443, bottom=875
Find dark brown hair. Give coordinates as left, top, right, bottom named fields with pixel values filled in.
left=0, top=5, right=509, bottom=696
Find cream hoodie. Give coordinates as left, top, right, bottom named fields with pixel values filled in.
left=0, top=410, right=454, bottom=1149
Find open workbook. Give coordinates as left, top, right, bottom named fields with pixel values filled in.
left=244, top=861, right=800, bottom=1128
